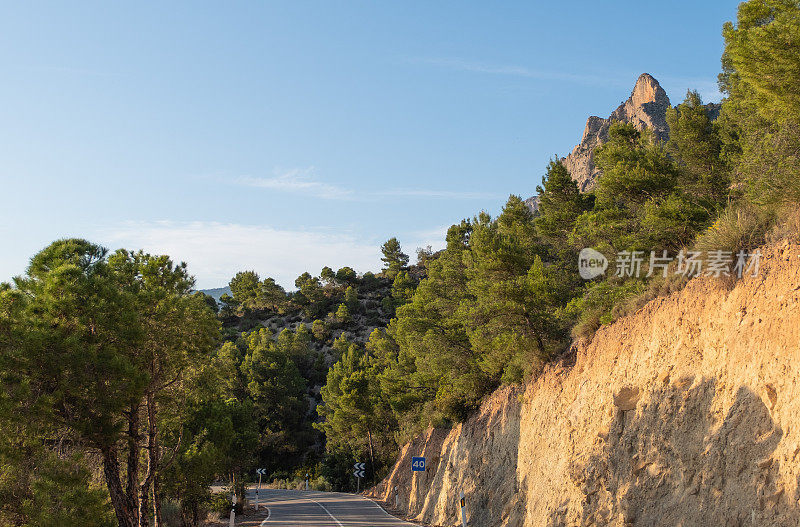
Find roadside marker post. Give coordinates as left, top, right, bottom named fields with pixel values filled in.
left=305, top=472, right=309, bottom=491
left=229, top=493, right=237, bottom=527
left=459, top=491, right=467, bottom=527
left=394, top=485, right=399, bottom=509
left=353, top=462, right=366, bottom=493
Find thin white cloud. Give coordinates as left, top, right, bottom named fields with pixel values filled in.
left=23, top=65, right=122, bottom=78
left=237, top=168, right=353, bottom=200
left=657, top=76, right=722, bottom=104
left=95, top=220, right=458, bottom=289
left=376, top=189, right=502, bottom=200
left=409, top=57, right=629, bottom=88
left=405, top=224, right=449, bottom=255
left=234, top=168, right=499, bottom=201
left=411, top=58, right=724, bottom=103
left=99, top=221, right=381, bottom=289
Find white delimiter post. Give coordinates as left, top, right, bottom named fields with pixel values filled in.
left=255, top=472, right=262, bottom=510
left=229, top=493, right=237, bottom=527
left=394, top=486, right=399, bottom=509
left=459, top=491, right=467, bottom=527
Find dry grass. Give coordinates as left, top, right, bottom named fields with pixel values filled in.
left=767, top=204, right=800, bottom=244
left=694, top=204, right=772, bottom=255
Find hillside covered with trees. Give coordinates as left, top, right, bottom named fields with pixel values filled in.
left=2, top=0, right=800, bottom=525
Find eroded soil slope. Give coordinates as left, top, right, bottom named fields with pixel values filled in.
left=373, top=241, right=800, bottom=526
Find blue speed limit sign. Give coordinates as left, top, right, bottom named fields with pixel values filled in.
left=411, top=456, right=426, bottom=472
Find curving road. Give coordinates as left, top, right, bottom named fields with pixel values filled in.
left=244, top=488, right=418, bottom=526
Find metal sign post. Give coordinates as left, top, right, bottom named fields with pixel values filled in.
left=353, top=462, right=366, bottom=493
left=255, top=468, right=266, bottom=510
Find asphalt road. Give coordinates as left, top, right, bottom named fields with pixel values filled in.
left=245, top=488, right=418, bottom=526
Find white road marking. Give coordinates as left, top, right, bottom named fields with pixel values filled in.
left=259, top=507, right=271, bottom=525
left=367, top=499, right=421, bottom=526
left=256, top=490, right=417, bottom=526
left=310, top=499, right=345, bottom=527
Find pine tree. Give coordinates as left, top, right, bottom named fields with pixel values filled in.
left=344, top=285, right=359, bottom=313
left=335, top=303, right=351, bottom=324
left=464, top=197, right=565, bottom=383
left=229, top=271, right=261, bottom=309
left=721, top=0, right=800, bottom=121
left=535, top=160, right=589, bottom=253
left=241, top=328, right=309, bottom=471
left=312, top=319, right=328, bottom=341
left=391, top=220, right=486, bottom=421
left=3, top=239, right=219, bottom=527
left=258, top=277, right=287, bottom=312
left=380, top=238, right=409, bottom=279
left=666, top=91, right=728, bottom=206
left=320, top=266, right=336, bottom=285
left=316, top=344, right=396, bottom=481
left=573, top=122, right=708, bottom=251
left=718, top=0, right=800, bottom=204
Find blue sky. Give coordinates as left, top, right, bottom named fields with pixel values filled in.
left=0, top=1, right=738, bottom=289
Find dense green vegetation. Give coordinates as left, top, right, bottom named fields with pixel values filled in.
left=1, top=1, right=799, bottom=525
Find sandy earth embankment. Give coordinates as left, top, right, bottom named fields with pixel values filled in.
left=373, top=241, right=800, bottom=526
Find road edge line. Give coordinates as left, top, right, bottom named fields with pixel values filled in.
left=365, top=496, right=422, bottom=526
left=259, top=506, right=271, bottom=525
left=310, top=499, right=345, bottom=527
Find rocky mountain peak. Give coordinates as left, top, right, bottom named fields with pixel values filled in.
left=555, top=73, right=671, bottom=194
left=630, top=73, right=669, bottom=109
left=609, top=73, right=670, bottom=142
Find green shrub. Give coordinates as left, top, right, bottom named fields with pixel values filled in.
left=159, top=500, right=182, bottom=527
left=611, top=271, right=689, bottom=321
left=208, top=492, right=242, bottom=516
left=310, top=476, right=333, bottom=491
left=569, top=279, right=647, bottom=340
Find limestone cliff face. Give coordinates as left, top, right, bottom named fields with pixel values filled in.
left=372, top=241, right=800, bottom=526
left=561, top=73, right=670, bottom=193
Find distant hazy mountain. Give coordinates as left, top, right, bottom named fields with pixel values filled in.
left=198, top=286, right=231, bottom=302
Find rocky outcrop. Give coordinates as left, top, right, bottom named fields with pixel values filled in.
left=562, top=73, right=670, bottom=193
left=522, top=195, right=539, bottom=213
left=525, top=73, right=723, bottom=211
left=372, top=240, right=800, bottom=526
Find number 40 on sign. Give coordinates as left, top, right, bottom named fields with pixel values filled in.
left=411, top=456, right=426, bottom=472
